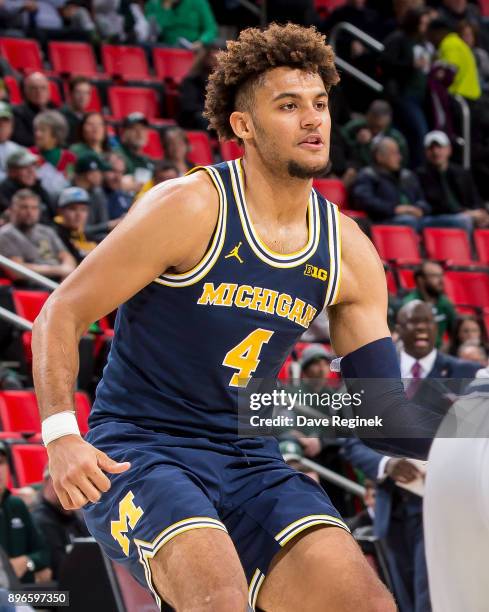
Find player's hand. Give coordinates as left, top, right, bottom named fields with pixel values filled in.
left=385, top=458, right=421, bottom=484
left=47, top=435, right=131, bottom=510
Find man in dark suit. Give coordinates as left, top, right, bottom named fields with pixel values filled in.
left=416, top=130, right=489, bottom=233
left=342, top=300, right=480, bottom=612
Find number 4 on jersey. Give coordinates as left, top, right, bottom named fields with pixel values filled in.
left=223, top=328, right=274, bottom=387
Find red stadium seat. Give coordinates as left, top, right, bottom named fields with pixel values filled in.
left=483, top=308, right=489, bottom=337
left=0, top=391, right=40, bottom=434
left=4, top=76, right=22, bottom=105
left=11, top=444, right=48, bottom=486
left=0, top=38, right=43, bottom=73
left=444, top=271, right=489, bottom=309
left=186, top=131, right=213, bottom=165
left=48, top=80, right=62, bottom=107
left=474, top=229, right=489, bottom=265
left=220, top=140, right=244, bottom=161
left=108, top=86, right=159, bottom=120
left=152, top=48, right=194, bottom=84
left=48, top=42, right=98, bottom=77
left=142, top=128, right=164, bottom=159
left=385, top=269, right=397, bottom=294
left=371, top=225, right=421, bottom=264
left=480, top=0, right=489, bottom=17
left=398, top=268, right=416, bottom=291
left=102, top=45, right=152, bottom=81
left=75, top=391, right=91, bottom=435
left=423, top=228, right=473, bottom=265
left=12, top=290, right=49, bottom=323
left=313, top=179, right=348, bottom=208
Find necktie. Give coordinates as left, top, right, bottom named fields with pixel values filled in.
left=406, top=361, right=422, bottom=400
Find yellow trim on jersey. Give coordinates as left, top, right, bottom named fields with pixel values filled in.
left=275, top=514, right=350, bottom=547
left=153, top=165, right=227, bottom=288
left=322, top=201, right=341, bottom=309
left=330, top=206, right=342, bottom=306
left=248, top=568, right=266, bottom=611
left=229, top=159, right=321, bottom=268
left=133, top=516, right=228, bottom=609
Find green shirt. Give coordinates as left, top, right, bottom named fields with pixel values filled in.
left=402, top=289, right=457, bottom=347
left=0, top=490, right=50, bottom=583
left=439, top=33, right=481, bottom=101
left=145, top=0, right=218, bottom=46
left=114, top=144, right=154, bottom=175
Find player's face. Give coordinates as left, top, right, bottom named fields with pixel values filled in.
left=250, top=68, right=331, bottom=179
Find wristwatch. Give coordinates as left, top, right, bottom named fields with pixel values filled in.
left=26, top=558, right=35, bottom=572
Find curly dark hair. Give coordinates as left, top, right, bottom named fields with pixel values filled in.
left=204, top=23, right=339, bottom=141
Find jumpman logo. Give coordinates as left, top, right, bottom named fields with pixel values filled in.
left=225, top=242, right=244, bottom=264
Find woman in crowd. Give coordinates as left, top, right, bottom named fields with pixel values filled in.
left=449, top=314, right=488, bottom=356
left=31, top=110, right=76, bottom=202
left=162, top=126, right=193, bottom=176
left=70, top=112, right=112, bottom=161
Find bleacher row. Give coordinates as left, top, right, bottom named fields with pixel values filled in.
left=0, top=36, right=246, bottom=164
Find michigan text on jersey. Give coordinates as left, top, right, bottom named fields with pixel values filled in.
left=197, top=282, right=317, bottom=329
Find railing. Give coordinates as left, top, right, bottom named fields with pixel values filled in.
left=453, top=94, right=471, bottom=169
left=0, top=255, right=59, bottom=290
left=0, top=306, right=31, bottom=332
left=329, top=22, right=471, bottom=168
left=282, top=451, right=366, bottom=497
left=329, top=22, right=385, bottom=93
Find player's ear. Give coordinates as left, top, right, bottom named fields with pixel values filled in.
left=229, top=111, right=253, bottom=143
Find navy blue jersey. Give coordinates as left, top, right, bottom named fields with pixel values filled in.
left=90, top=159, right=341, bottom=438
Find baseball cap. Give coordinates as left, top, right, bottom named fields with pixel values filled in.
left=75, top=153, right=111, bottom=174
left=6, top=148, right=39, bottom=169
left=424, top=130, right=450, bottom=148
left=58, top=186, right=90, bottom=208
left=300, top=344, right=334, bottom=370
left=0, top=102, right=13, bottom=120
left=122, top=112, right=149, bottom=128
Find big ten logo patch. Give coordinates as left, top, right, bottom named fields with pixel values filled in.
left=304, top=264, right=328, bottom=281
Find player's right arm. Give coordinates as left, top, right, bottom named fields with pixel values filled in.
left=32, top=172, right=220, bottom=510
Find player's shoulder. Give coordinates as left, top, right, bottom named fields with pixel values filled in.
left=339, top=213, right=379, bottom=265
left=132, top=168, right=219, bottom=228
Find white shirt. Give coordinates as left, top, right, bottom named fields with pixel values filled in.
left=378, top=348, right=438, bottom=479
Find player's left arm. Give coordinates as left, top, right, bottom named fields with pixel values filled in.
left=328, top=214, right=442, bottom=459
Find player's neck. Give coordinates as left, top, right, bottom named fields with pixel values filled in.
left=241, top=156, right=312, bottom=223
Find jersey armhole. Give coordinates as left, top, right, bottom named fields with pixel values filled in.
left=322, top=201, right=342, bottom=309
left=153, top=166, right=227, bottom=288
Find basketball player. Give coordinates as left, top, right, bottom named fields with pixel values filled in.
left=32, top=24, right=441, bottom=611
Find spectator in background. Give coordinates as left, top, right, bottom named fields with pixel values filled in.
left=0, top=189, right=76, bottom=282
left=0, top=442, right=52, bottom=585
left=428, top=18, right=481, bottom=102
left=32, top=468, right=89, bottom=580
left=162, top=126, right=193, bottom=176
left=0, top=102, right=22, bottom=183
left=0, top=149, right=53, bottom=220
left=342, top=100, right=409, bottom=168
left=73, top=153, right=115, bottom=241
left=449, top=314, right=487, bottom=356
left=145, top=0, right=217, bottom=49
left=458, top=20, right=489, bottom=90
left=439, top=0, right=489, bottom=50
left=351, top=137, right=430, bottom=229
left=115, top=112, right=153, bottom=182
left=104, top=153, right=133, bottom=221
left=382, top=7, right=432, bottom=167
left=402, top=261, right=457, bottom=348
left=61, top=76, right=93, bottom=145
left=92, top=0, right=126, bottom=41
left=31, top=110, right=76, bottom=202
left=70, top=112, right=111, bottom=162
left=417, top=130, right=489, bottom=232
left=0, top=0, right=40, bottom=36
left=12, top=73, right=55, bottom=148
left=54, top=186, right=98, bottom=263
left=137, top=159, right=178, bottom=199
left=178, top=42, right=221, bottom=131
left=457, top=341, right=488, bottom=365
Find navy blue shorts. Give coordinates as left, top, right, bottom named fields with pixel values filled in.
left=82, top=421, right=348, bottom=610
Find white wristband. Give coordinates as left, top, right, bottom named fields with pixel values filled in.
left=42, top=411, right=81, bottom=446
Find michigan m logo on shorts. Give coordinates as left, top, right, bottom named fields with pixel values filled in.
left=111, top=491, right=144, bottom=556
